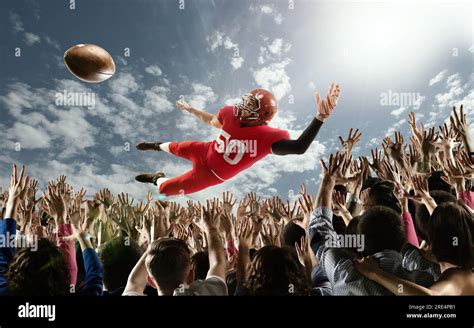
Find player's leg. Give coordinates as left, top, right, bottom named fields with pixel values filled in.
left=135, top=141, right=210, bottom=187
left=135, top=171, right=165, bottom=184
left=157, top=166, right=223, bottom=196
left=166, top=141, right=209, bottom=162
left=136, top=141, right=164, bottom=151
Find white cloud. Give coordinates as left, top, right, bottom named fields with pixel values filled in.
left=224, top=97, right=240, bottom=106
left=390, top=106, right=407, bottom=117
left=206, top=31, right=244, bottom=70
left=250, top=4, right=284, bottom=25
left=230, top=56, right=244, bottom=70
left=258, top=38, right=292, bottom=64
left=429, top=69, right=447, bottom=86
left=187, top=83, right=218, bottom=109
left=24, top=32, right=41, bottom=46
left=109, top=72, right=140, bottom=95
left=144, top=86, right=174, bottom=114
left=435, top=73, right=463, bottom=107
left=469, top=45, right=474, bottom=53
left=145, top=65, right=163, bottom=77
left=253, top=59, right=292, bottom=100
left=9, top=12, right=24, bottom=33
left=44, top=36, right=60, bottom=50
left=5, top=122, right=51, bottom=149
left=386, top=118, right=407, bottom=136
left=260, top=5, right=273, bottom=14
left=0, top=81, right=98, bottom=157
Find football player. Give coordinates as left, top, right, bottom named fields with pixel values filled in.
left=135, top=83, right=340, bottom=196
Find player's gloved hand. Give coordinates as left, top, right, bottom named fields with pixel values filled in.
left=315, top=83, right=340, bottom=122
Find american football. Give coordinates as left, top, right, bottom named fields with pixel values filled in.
left=63, top=44, right=115, bottom=83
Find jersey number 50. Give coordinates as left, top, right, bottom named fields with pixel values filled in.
left=214, top=130, right=245, bottom=165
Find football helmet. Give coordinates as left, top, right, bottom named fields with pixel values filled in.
left=234, top=89, right=277, bottom=124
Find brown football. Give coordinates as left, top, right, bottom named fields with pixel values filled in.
left=64, top=44, right=115, bottom=83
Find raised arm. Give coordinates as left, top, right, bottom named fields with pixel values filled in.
left=176, top=99, right=222, bottom=129
left=1, top=164, right=29, bottom=295
left=202, top=200, right=227, bottom=280
left=355, top=256, right=464, bottom=296
left=271, top=83, right=340, bottom=155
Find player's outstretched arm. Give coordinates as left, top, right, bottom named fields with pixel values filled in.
left=271, top=83, right=340, bottom=156
left=176, top=99, right=222, bottom=129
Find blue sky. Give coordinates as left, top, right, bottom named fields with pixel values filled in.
left=0, top=0, right=472, bottom=202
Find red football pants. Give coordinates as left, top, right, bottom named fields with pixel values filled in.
left=158, top=141, right=224, bottom=196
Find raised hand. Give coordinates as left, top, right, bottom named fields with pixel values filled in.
left=314, top=83, right=341, bottom=122
left=83, top=199, right=102, bottom=232
left=334, top=154, right=358, bottom=185
left=320, top=151, right=346, bottom=179
left=42, top=185, right=67, bottom=225
left=220, top=210, right=234, bottom=241
left=450, top=105, right=472, bottom=147
left=407, top=143, right=422, bottom=170
left=407, top=174, right=437, bottom=214
left=60, top=224, right=93, bottom=250
left=166, top=202, right=184, bottom=223
left=338, top=128, right=362, bottom=155
left=5, top=164, right=30, bottom=219
left=408, top=112, right=423, bottom=144
left=384, top=132, right=406, bottom=166
left=96, top=188, right=113, bottom=208
left=151, top=201, right=172, bottom=239
left=369, top=148, right=384, bottom=175
left=222, top=191, right=236, bottom=214
left=176, top=99, right=193, bottom=112
left=202, top=199, right=222, bottom=231
left=26, top=179, right=39, bottom=204
left=261, top=196, right=285, bottom=222
left=260, top=222, right=281, bottom=247
left=237, top=219, right=253, bottom=249
left=421, top=127, right=437, bottom=158
left=332, top=191, right=352, bottom=224
left=298, top=186, right=314, bottom=229
left=117, top=192, right=134, bottom=207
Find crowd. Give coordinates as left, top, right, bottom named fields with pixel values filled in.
left=0, top=105, right=473, bottom=296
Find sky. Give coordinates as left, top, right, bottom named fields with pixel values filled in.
left=0, top=0, right=472, bottom=203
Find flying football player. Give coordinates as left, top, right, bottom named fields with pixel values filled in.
left=135, top=83, right=341, bottom=196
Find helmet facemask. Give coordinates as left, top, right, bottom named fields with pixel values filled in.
left=234, top=93, right=261, bottom=122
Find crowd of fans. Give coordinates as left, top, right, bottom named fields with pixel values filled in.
left=0, top=105, right=473, bottom=296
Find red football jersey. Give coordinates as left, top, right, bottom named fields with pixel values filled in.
left=206, top=106, right=290, bottom=180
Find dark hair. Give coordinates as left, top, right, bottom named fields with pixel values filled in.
left=6, top=238, right=70, bottom=296
left=344, top=216, right=360, bottom=236
left=190, top=251, right=209, bottom=281
left=357, top=206, right=405, bottom=256
left=343, top=216, right=362, bottom=257
left=99, top=237, right=143, bottom=292
left=428, top=171, right=455, bottom=195
left=428, top=202, right=474, bottom=269
left=415, top=190, right=457, bottom=242
left=365, top=181, right=402, bottom=215
left=226, top=270, right=237, bottom=296
left=362, top=177, right=382, bottom=191
left=246, top=246, right=310, bottom=295
left=281, top=221, right=306, bottom=247
left=146, top=238, right=191, bottom=294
